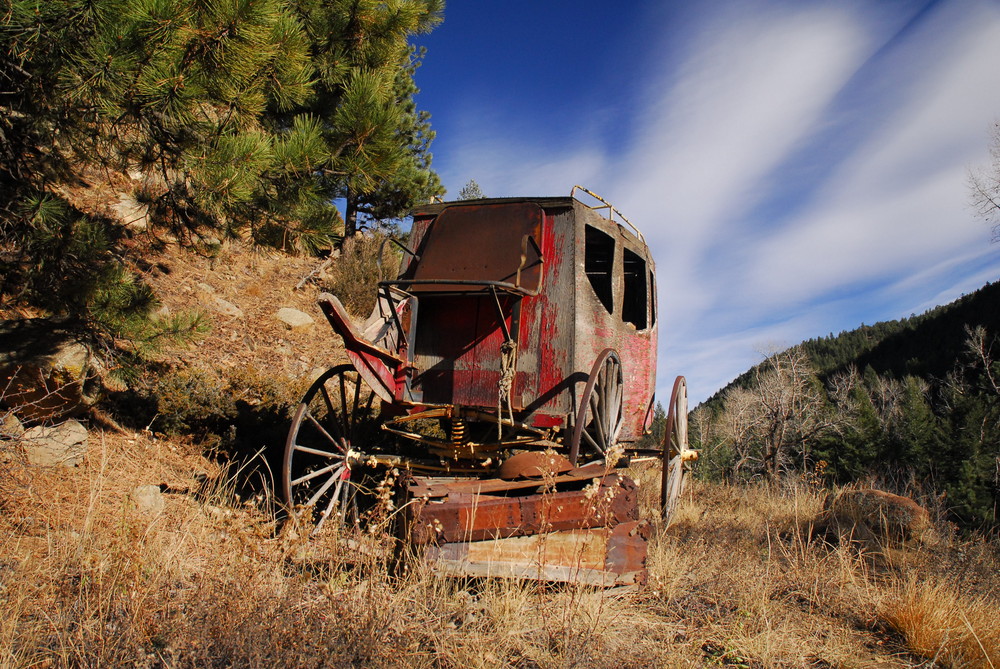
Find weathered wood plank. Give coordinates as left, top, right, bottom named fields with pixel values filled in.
left=422, top=527, right=647, bottom=585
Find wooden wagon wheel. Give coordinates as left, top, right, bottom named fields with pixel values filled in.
left=661, top=375, right=689, bottom=524
left=569, top=348, right=624, bottom=466
left=283, top=364, right=379, bottom=534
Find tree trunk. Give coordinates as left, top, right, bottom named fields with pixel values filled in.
left=344, top=194, right=358, bottom=239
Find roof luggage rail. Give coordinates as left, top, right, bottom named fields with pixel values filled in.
left=570, top=185, right=645, bottom=244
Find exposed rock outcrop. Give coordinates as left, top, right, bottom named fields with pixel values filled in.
left=0, top=319, right=100, bottom=422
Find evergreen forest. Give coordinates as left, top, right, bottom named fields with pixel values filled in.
left=691, top=281, right=1000, bottom=531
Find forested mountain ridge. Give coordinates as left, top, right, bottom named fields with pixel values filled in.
left=702, top=280, right=1000, bottom=407
left=805, top=280, right=1000, bottom=383
left=692, top=280, right=1000, bottom=530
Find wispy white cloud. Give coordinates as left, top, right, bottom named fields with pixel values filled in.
left=620, top=5, right=869, bottom=238
left=648, top=0, right=1000, bottom=402
left=430, top=0, right=1000, bottom=404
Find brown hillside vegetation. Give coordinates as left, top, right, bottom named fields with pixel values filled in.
left=138, top=240, right=351, bottom=376
left=2, top=428, right=998, bottom=668
left=3, top=239, right=999, bottom=667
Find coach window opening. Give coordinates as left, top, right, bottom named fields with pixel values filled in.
left=622, top=247, right=647, bottom=330
left=649, top=268, right=656, bottom=328
left=584, top=225, right=615, bottom=314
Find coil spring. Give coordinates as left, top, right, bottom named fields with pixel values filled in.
left=451, top=418, right=466, bottom=446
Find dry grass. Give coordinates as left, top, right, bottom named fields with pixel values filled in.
left=879, top=577, right=999, bottom=668
left=3, top=438, right=999, bottom=667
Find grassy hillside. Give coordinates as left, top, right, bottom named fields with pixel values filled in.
left=3, top=239, right=998, bottom=667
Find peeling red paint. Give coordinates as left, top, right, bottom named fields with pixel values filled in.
left=327, top=197, right=658, bottom=448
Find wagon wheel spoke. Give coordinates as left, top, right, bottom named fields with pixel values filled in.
left=339, top=373, right=350, bottom=436
left=611, top=368, right=625, bottom=440
left=569, top=349, right=624, bottom=465
left=315, top=470, right=349, bottom=534
left=590, top=390, right=607, bottom=451
left=305, top=468, right=343, bottom=509
left=579, top=428, right=602, bottom=458
left=319, top=385, right=336, bottom=426
left=304, top=412, right=345, bottom=451
left=604, top=359, right=623, bottom=443
left=291, top=462, right=340, bottom=486
left=348, top=374, right=361, bottom=435
left=661, top=376, right=689, bottom=525
left=282, top=364, right=381, bottom=535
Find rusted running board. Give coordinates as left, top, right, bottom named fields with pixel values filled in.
left=405, top=471, right=651, bottom=585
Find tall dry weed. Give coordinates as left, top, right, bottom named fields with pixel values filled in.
left=325, top=234, right=392, bottom=318
left=879, top=576, right=1000, bottom=668
left=1, top=431, right=687, bottom=667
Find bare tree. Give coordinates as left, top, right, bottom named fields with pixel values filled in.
left=969, top=123, right=1000, bottom=242
left=965, top=324, right=1000, bottom=397
left=717, top=347, right=846, bottom=479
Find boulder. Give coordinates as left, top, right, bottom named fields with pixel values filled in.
left=0, top=319, right=100, bottom=422
left=211, top=297, right=244, bottom=319
left=21, top=420, right=88, bottom=467
left=275, top=307, right=314, bottom=331
left=132, top=485, right=165, bottom=515
left=817, top=488, right=937, bottom=548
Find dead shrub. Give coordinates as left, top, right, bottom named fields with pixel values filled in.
left=123, top=364, right=307, bottom=440
left=324, top=234, right=397, bottom=318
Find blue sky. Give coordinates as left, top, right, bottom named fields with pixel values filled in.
left=411, top=0, right=1000, bottom=405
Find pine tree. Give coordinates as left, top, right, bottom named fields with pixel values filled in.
left=1, top=0, right=446, bottom=372
left=284, top=0, right=445, bottom=238
left=458, top=179, right=485, bottom=200
left=1, top=0, right=312, bottom=366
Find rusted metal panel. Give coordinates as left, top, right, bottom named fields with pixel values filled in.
left=411, top=294, right=528, bottom=408
left=407, top=470, right=639, bottom=536
left=407, top=475, right=639, bottom=544
left=402, top=202, right=583, bottom=425
left=338, top=196, right=656, bottom=444
left=605, top=520, right=652, bottom=577
left=523, top=209, right=577, bottom=421
left=407, top=463, right=607, bottom=498
left=409, top=202, right=544, bottom=292
left=411, top=196, right=576, bottom=218
left=572, top=201, right=657, bottom=443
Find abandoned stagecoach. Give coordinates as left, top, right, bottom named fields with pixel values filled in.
left=282, top=187, right=696, bottom=584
